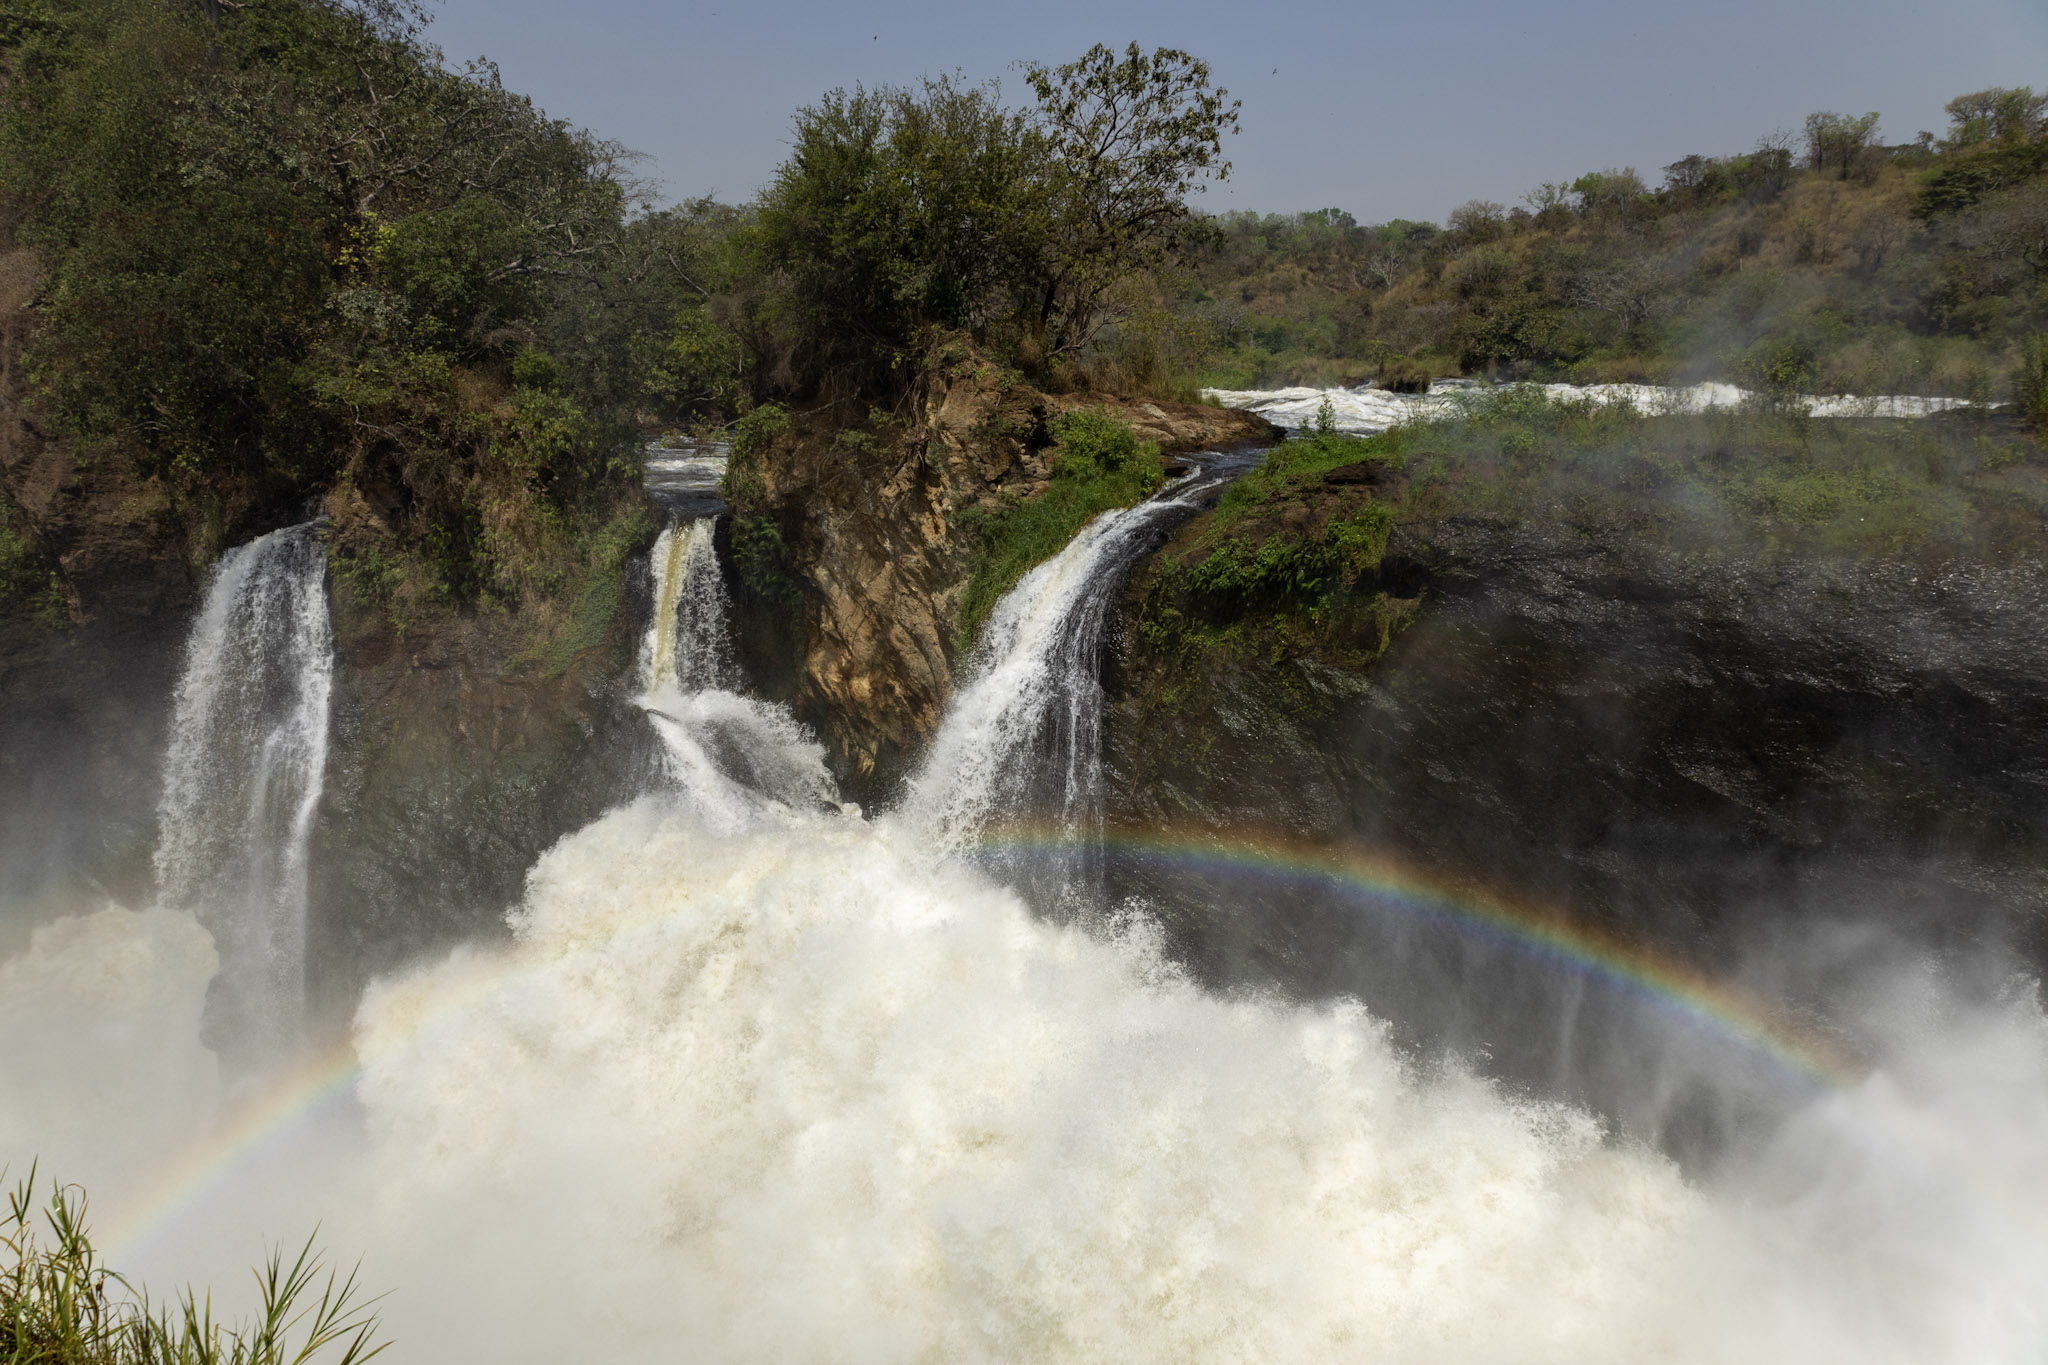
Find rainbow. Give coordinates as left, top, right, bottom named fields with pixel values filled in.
left=105, top=822, right=1861, bottom=1259
left=975, top=823, right=1865, bottom=1089
left=105, top=944, right=524, bottom=1261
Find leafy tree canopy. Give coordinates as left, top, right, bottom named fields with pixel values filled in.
left=746, top=42, right=1237, bottom=399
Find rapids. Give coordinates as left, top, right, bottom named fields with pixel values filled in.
left=4, top=498, right=2048, bottom=1362
left=1205, top=380, right=1987, bottom=434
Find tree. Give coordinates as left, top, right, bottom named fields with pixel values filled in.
left=747, top=44, right=1238, bottom=393
left=750, top=75, right=1049, bottom=394
left=1943, top=87, right=2048, bottom=149
left=0, top=0, right=657, bottom=592
left=1020, top=42, right=1239, bottom=358
left=1447, top=200, right=1507, bottom=241
left=1569, top=167, right=1648, bottom=216
left=1803, top=111, right=1881, bottom=179
left=1661, top=154, right=1726, bottom=203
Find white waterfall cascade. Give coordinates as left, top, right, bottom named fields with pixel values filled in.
left=894, top=486, right=1199, bottom=868
left=153, top=522, right=333, bottom=1062
left=1206, top=379, right=1988, bottom=435
left=636, top=518, right=840, bottom=829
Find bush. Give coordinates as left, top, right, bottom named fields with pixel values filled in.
left=1180, top=506, right=1391, bottom=612
left=955, top=410, right=1163, bottom=645
left=2016, top=334, right=2048, bottom=429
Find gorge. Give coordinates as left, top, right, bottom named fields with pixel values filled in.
left=5, top=385, right=2048, bottom=1361
left=4, top=8, right=2048, bottom=1359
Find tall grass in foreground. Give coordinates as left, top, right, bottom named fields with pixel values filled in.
left=2, top=1168, right=385, bottom=1365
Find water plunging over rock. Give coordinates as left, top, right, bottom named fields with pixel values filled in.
left=636, top=518, right=839, bottom=829
left=154, top=522, right=332, bottom=1066
left=897, top=480, right=1212, bottom=910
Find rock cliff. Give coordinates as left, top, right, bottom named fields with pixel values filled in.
left=735, top=349, right=1275, bottom=798
left=0, top=232, right=194, bottom=929
left=1103, top=500, right=2048, bottom=1143
left=0, top=229, right=657, bottom=979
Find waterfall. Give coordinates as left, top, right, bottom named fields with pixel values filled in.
left=636, top=518, right=839, bottom=829
left=153, top=522, right=333, bottom=1064
left=640, top=518, right=737, bottom=696
left=11, top=470, right=2047, bottom=1365
left=895, top=480, right=1206, bottom=910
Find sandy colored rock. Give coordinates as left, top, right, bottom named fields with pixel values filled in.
left=740, top=347, right=1275, bottom=795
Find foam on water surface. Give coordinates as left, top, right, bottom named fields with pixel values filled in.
left=1206, top=381, right=1984, bottom=434
left=5, top=499, right=2048, bottom=1363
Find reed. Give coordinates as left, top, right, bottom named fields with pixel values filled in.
left=1, top=1168, right=385, bottom=1365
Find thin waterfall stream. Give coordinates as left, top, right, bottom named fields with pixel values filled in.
left=636, top=516, right=840, bottom=828
left=153, top=521, right=333, bottom=1068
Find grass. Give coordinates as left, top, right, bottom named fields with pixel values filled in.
left=954, top=410, right=1165, bottom=648
left=2, top=1168, right=385, bottom=1365
left=1132, top=388, right=2044, bottom=675
left=1371, top=385, right=2041, bottom=559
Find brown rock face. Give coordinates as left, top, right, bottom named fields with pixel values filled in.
left=742, top=351, right=1275, bottom=799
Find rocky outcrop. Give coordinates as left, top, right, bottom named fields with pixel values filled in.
left=0, top=223, right=660, bottom=980
left=1104, top=507, right=2048, bottom=1141
left=306, top=565, right=657, bottom=1019
left=741, top=350, right=1276, bottom=798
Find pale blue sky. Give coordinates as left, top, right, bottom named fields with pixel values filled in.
left=427, top=0, right=2048, bottom=224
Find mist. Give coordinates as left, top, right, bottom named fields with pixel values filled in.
left=8, top=467, right=2048, bottom=1361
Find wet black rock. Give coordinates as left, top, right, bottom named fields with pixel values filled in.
left=1103, top=512, right=2048, bottom=1157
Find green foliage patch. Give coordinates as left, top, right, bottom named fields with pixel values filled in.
left=0, top=0, right=712, bottom=620
left=1166, top=85, right=2048, bottom=399
left=954, top=410, right=1164, bottom=647
left=0, top=499, right=65, bottom=628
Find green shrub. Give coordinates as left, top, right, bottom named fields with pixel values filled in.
left=729, top=515, right=805, bottom=620
left=2016, top=335, right=2048, bottom=430
left=955, top=410, right=1163, bottom=646
left=719, top=404, right=791, bottom=509
left=1182, top=506, right=1392, bottom=612
left=0, top=505, right=66, bottom=627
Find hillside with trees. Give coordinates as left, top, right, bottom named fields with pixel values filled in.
left=1150, top=91, right=2048, bottom=412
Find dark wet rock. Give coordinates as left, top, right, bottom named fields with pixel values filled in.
left=1104, top=510, right=2048, bottom=1152
left=1321, top=459, right=1406, bottom=489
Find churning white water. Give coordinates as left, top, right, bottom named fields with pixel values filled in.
left=6, top=500, right=2048, bottom=1363
left=637, top=517, right=839, bottom=828
left=153, top=521, right=333, bottom=1063
left=1207, top=380, right=1986, bottom=434
left=898, top=489, right=1193, bottom=854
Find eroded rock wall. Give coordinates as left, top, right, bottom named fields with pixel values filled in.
left=1103, top=509, right=2048, bottom=1138
left=741, top=351, right=1274, bottom=798
left=0, top=232, right=196, bottom=930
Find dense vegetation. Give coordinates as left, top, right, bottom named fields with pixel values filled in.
left=1139, top=391, right=2046, bottom=673
left=1157, top=90, right=2048, bottom=406
left=2, top=1170, right=382, bottom=1364
left=6, top=0, right=2043, bottom=677
left=0, top=4, right=1247, bottom=638
left=0, top=0, right=711, bottom=630
left=701, top=42, right=1240, bottom=409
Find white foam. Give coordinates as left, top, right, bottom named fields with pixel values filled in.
left=4, top=486, right=2047, bottom=1363
left=1204, top=382, right=1984, bottom=434
left=154, top=522, right=333, bottom=1066
left=896, top=493, right=1193, bottom=854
